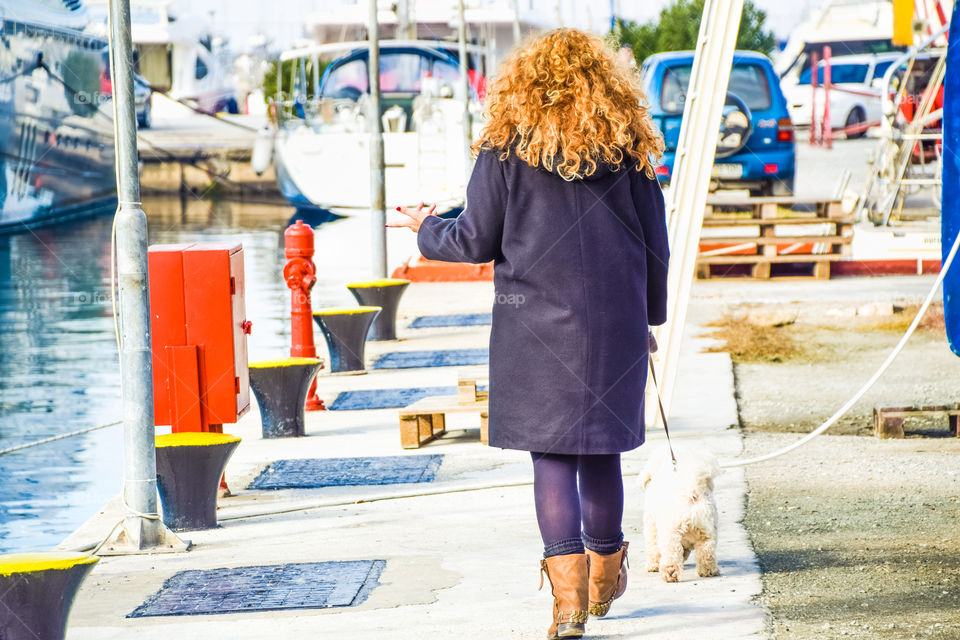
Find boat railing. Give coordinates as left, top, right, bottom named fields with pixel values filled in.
left=857, top=21, right=949, bottom=225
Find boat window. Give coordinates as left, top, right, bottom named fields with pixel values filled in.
left=195, top=56, right=208, bottom=81
left=321, top=59, right=369, bottom=99
left=430, top=59, right=463, bottom=97
left=798, top=63, right=870, bottom=85
left=661, top=63, right=771, bottom=114
left=379, top=53, right=427, bottom=93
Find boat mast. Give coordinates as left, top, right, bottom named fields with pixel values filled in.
left=513, top=0, right=521, bottom=44
left=369, top=0, right=387, bottom=277
left=397, top=0, right=415, bottom=40
left=457, top=0, right=473, bottom=178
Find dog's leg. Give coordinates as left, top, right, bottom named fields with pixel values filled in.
left=644, top=511, right=659, bottom=572
left=695, top=537, right=720, bottom=577
left=658, top=529, right=685, bottom=583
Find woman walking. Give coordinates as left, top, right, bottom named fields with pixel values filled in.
left=389, top=29, right=669, bottom=639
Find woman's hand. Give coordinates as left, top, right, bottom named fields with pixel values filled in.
left=386, top=202, right=437, bottom=233
left=648, top=331, right=658, bottom=354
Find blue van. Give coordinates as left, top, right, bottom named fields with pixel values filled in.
left=640, top=50, right=796, bottom=196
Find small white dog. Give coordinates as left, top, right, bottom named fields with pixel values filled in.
left=641, top=445, right=721, bottom=582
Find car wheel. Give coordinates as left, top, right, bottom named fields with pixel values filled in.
left=845, top=107, right=866, bottom=139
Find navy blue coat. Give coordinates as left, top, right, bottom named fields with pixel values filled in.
left=417, top=149, right=669, bottom=454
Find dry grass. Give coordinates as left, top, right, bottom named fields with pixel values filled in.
left=858, top=302, right=945, bottom=334
left=704, top=315, right=807, bottom=363
left=703, top=302, right=946, bottom=364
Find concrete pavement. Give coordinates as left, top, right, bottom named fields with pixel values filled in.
left=62, top=281, right=766, bottom=639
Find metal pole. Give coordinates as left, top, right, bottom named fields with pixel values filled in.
left=512, top=0, right=521, bottom=44
left=369, top=0, right=387, bottom=278
left=458, top=0, right=473, bottom=178
left=809, top=50, right=818, bottom=145
left=397, top=0, right=414, bottom=40
left=823, top=45, right=833, bottom=150
left=105, top=0, right=184, bottom=553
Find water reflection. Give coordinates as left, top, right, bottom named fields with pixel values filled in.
left=0, top=195, right=420, bottom=553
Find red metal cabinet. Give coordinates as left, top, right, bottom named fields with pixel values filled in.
left=149, top=243, right=250, bottom=432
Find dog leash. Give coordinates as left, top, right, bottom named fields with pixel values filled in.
left=648, top=359, right=679, bottom=472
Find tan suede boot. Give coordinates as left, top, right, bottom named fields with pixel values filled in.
left=539, top=553, right=589, bottom=639
left=586, top=541, right=629, bottom=617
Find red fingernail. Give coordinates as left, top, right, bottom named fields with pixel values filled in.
left=396, top=206, right=401, bottom=211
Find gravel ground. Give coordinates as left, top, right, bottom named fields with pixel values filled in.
left=688, top=277, right=960, bottom=639
left=741, top=433, right=960, bottom=640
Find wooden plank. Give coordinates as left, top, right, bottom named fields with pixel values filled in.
left=699, top=235, right=850, bottom=246
left=418, top=415, right=434, bottom=443
left=430, top=413, right=446, bottom=437
left=706, top=195, right=842, bottom=206
left=457, top=379, right=477, bottom=405
left=696, top=254, right=839, bottom=265
left=874, top=408, right=906, bottom=439
left=401, top=395, right=489, bottom=415
left=480, top=413, right=489, bottom=445
left=751, top=262, right=771, bottom=279
left=400, top=414, right=423, bottom=449
left=702, top=216, right=854, bottom=227
left=812, top=261, right=831, bottom=280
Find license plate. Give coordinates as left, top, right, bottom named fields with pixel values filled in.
left=712, top=163, right=743, bottom=179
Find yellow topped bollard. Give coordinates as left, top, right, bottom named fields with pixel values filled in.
left=248, top=357, right=324, bottom=438
left=313, top=306, right=382, bottom=372
left=346, top=279, right=410, bottom=341
left=0, top=552, right=97, bottom=640
left=155, top=433, right=241, bottom=531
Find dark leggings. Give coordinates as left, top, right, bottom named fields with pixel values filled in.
left=531, top=452, right=624, bottom=558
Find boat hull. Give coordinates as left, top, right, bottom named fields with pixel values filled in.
left=0, top=4, right=117, bottom=233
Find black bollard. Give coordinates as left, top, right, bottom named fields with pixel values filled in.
left=155, top=433, right=241, bottom=531
left=345, top=279, right=410, bottom=341
left=0, top=552, right=97, bottom=640
left=247, top=357, right=323, bottom=438
left=312, top=307, right=381, bottom=372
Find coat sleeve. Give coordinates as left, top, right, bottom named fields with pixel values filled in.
left=417, top=149, right=507, bottom=264
left=631, top=169, right=670, bottom=326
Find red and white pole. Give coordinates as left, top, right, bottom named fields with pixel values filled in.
left=823, top=46, right=833, bottom=150
left=810, top=50, right=819, bottom=145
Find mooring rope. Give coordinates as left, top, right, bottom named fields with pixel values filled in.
left=720, top=226, right=960, bottom=468
left=0, top=421, right=122, bottom=457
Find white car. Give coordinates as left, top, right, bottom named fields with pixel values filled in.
left=781, top=53, right=901, bottom=138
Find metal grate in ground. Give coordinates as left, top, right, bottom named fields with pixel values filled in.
left=128, top=560, right=385, bottom=617
left=371, top=348, right=488, bottom=369
left=328, top=386, right=454, bottom=410
left=249, top=455, right=443, bottom=490
left=409, top=313, right=492, bottom=328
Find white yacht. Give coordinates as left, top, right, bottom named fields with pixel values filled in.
left=269, top=40, right=487, bottom=215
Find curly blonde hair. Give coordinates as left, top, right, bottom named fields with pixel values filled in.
left=474, top=28, right=664, bottom=181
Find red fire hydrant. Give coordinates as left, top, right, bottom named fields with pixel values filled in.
left=284, top=220, right=325, bottom=410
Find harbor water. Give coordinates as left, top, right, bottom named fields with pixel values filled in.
left=0, top=197, right=419, bottom=553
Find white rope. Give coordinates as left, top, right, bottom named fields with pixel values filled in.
left=720, top=227, right=960, bottom=468
left=0, top=421, right=121, bottom=456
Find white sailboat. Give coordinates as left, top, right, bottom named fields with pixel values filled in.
left=269, top=40, right=488, bottom=215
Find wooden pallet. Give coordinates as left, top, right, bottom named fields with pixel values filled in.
left=874, top=404, right=960, bottom=439
left=399, top=375, right=489, bottom=449
left=697, top=198, right=854, bottom=280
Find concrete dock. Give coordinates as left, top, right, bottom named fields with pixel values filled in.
left=61, top=281, right=766, bottom=639
left=137, top=96, right=279, bottom=199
